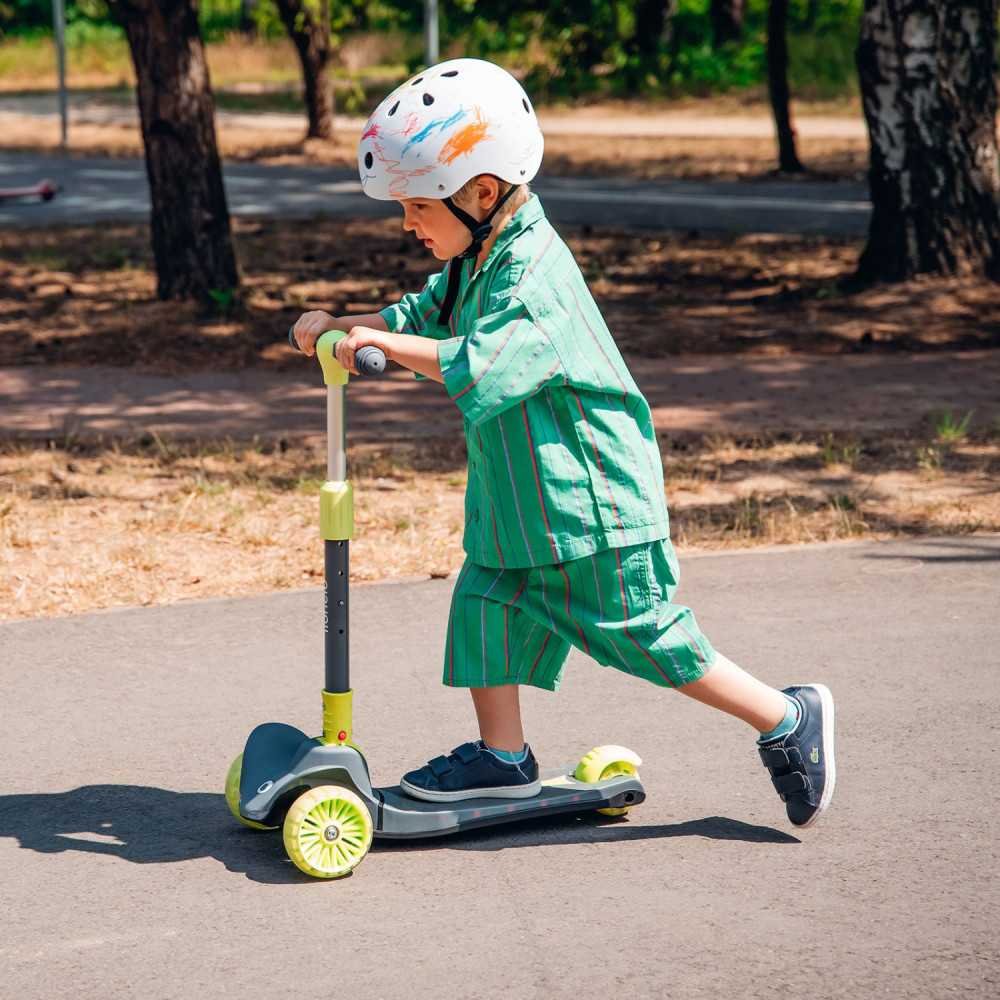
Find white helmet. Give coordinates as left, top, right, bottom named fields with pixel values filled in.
left=358, top=57, right=544, bottom=202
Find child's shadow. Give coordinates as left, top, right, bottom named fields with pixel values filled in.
left=0, top=785, right=798, bottom=885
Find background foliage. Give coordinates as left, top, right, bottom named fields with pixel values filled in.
left=0, top=0, right=865, bottom=99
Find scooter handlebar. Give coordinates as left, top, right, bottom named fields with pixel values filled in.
left=287, top=326, right=387, bottom=377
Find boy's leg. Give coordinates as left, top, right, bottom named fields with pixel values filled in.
left=525, top=539, right=835, bottom=827
left=470, top=684, right=525, bottom=752
left=398, top=560, right=568, bottom=802
left=677, top=657, right=835, bottom=829
left=676, top=652, right=788, bottom=733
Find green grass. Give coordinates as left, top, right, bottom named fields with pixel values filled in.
left=931, top=409, right=974, bottom=444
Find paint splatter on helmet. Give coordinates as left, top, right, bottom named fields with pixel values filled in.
left=358, top=57, right=544, bottom=202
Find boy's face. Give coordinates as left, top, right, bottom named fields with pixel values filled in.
left=397, top=196, right=472, bottom=261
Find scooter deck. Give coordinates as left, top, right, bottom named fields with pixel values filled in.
left=239, top=722, right=644, bottom=840
left=373, top=768, right=645, bottom=840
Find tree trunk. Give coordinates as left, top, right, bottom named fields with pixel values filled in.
left=856, top=0, right=1000, bottom=283
left=240, top=0, right=259, bottom=38
left=710, top=0, right=745, bottom=47
left=108, top=0, right=239, bottom=302
left=624, top=0, right=675, bottom=90
left=767, top=0, right=805, bottom=172
left=275, top=0, right=334, bottom=141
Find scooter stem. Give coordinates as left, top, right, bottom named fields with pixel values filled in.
left=314, top=332, right=353, bottom=744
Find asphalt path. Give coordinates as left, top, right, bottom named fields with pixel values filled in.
left=1, top=89, right=869, bottom=139
left=1, top=535, right=997, bottom=998
left=0, top=152, right=871, bottom=236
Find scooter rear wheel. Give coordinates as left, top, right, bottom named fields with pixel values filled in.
left=283, top=785, right=374, bottom=879
left=574, top=745, right=643, bottom=817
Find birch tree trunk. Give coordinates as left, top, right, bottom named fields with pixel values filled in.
left=109, top=0, right=239, bottom=302
left=275, top=0, right=334, bottom=141
left=856, top=0, right=1000, bottom=282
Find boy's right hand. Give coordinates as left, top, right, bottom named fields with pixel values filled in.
left=291, top=311, right=340, bottom=357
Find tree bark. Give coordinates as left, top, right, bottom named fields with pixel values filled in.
left=275, top=0, right=334, bottom=141
left=856, top=0, right=1000, bottom=283
left=623, top=0, right=675, bottom=90
left=767, top=0, right=805, bottom=172
left=710, top=0, right=745, bottom=47
left=240, top=0, right=259, bottom=38
left=108, top=0, right=239, bottom=302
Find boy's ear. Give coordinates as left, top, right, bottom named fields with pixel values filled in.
left=477, top=175, right=500, bottom=213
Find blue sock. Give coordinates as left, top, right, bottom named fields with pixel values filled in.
left=757, top=695, right=800, bottom=743
left=485, top=742, right=528, bottom=763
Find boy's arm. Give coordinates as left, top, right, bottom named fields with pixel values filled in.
left=334, top=326, right=444, bottom=384
left=291, top=310, right=389, bottom=355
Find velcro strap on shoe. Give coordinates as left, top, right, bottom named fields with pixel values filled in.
left=759, top=745, right=804, bottom=770
left=772, top=771, right=811, bottom=796
left=452, top=742, right=481, bottom=765
left=428, top=755, right=453, bottom=778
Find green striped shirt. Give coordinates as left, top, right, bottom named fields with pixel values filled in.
left=379, top=194, right=670, bottom=569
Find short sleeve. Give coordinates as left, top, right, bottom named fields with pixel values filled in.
left=436, top=297, right=566, bottom=427
left=379, top=268, right=452, bottom=381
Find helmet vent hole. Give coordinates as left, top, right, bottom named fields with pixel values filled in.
left=522, top=98, right=531, bottom=113
left=364, top=152, right=373, bottom=169
left=388, top=101, right=399, bottom=116
left=422, top=93, right=435, bottom=106
left=438, top=183, right=445, bottom=190
left=412, top=76, right=423, bottom=86
left=442, top=70, right=459, bottom=77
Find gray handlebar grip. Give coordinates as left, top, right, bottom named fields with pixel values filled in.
left=355, top=346, right=387, bottom=376
left=286, top=326, right=387, bottom=376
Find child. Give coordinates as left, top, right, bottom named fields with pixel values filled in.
left=292, top=58, right=836, bottom=828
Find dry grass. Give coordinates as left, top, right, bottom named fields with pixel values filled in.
left=2, top=427, right=997, bottom=621
left=0, top=33, right=406, bottom=92
left=2, top=218, right=998, bottom=375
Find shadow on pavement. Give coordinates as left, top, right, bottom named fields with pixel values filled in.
left=0, top=785, right=797, bottom=884
left=860, top=537, right=1000, bottom=563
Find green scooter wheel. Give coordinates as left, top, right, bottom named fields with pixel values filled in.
left=225, top=753, right=279, bottom=831
left=283, top=785, right=373, bottom=879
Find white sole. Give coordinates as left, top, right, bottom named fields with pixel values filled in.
left=797, top=682, right=836, bottom=829
left=399, top=777, right=542, bottom=803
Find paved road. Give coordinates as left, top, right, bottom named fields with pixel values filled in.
left=1, top=535, right=997, bottom=998
left=0, top=152, right=871, bottom=235
left=2, top=89, right=870, bottom=139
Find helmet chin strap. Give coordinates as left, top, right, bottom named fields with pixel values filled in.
left=437, top=182, right=519, bottom=327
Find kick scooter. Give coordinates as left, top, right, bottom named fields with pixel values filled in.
left=0, top=179, right=59, bottom=203
left=225, top=329, right=646, bottom=879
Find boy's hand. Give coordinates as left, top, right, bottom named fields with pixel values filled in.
left=291, top=311, right=339, bottom=357
left=335, top=327, right=397, bottom=375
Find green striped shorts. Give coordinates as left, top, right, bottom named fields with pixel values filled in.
left=443, top=538, right=716, bottom=691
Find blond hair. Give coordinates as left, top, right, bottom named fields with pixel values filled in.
left=452, top=175, right=531, bottom=234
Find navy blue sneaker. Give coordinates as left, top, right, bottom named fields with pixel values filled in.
left=758, top=684, right=836, bottom=828
left=400, top=741, right=541, bottom=802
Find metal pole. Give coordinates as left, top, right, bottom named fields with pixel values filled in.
left=424, top=0, right=439, bottom=66
left=324, top=383, right=349, bottom=693
left=52, top=0, right=68, bottom=151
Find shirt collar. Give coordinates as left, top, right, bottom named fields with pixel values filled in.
left=473, top=193, right=546, bottom=277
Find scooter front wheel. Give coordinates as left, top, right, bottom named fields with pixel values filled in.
left=225, top=752, right=279, bottom=831
left=283, top=785, right=374, bottom=879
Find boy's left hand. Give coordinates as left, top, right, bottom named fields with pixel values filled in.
left=334, top=327, right=397, bottom=375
